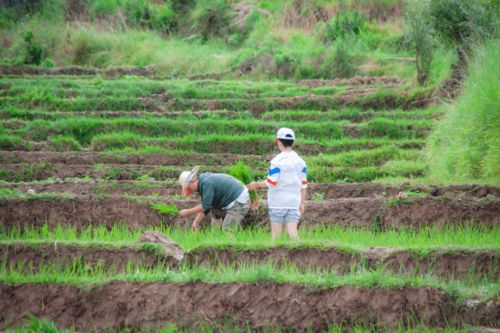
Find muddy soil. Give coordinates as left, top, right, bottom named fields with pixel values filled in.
left=0, top=65, right=158, bottom=77
left=0, top=243, right=176, bottom=271
left=0, top=282, right=498, bottom=331
left=0, top=136, right=423, bottom=154
left=3, top=181, right=500, bottom=202
left=0, top=151, right=267, bottom=166
left=148, top=88, right=432, bottom=113
left=297, top=76, right=406, bottom=88
left=0, top=163, right=189, bottom=181
left=3, top=243, right=497, bottom=280
left=1, top=196, right=498, bottom=231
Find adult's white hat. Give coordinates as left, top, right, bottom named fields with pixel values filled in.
left=276, top=127, right=296, bottom=140
left=179, top=166, right=200, bottom=196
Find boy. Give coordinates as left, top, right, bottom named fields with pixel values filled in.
left=247, top=128, right=307, bottom=240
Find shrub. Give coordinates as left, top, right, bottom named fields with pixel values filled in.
left=429, top=0, right=498, bottom=64
left=150, top=4, right=177, bottom=33
left=274, top=50, right=300, bottom=78
left=190, top=0, right=235, bottom=40
left=326, top=10, right=367, bottom=41
left=90, top=0, right=122, bottom=17
left=404, top=0, right=435, bottom=85
left=22, top=31, right=44, bottom=65
left=72, top=33, right=94, bottom=65
left=321, top=42, right=356, bottom=78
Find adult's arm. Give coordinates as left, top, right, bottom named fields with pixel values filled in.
left=191, top=212, right=206, bottom=230
left=179, top=205, right=205, bottom=218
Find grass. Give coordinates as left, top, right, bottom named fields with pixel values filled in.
left=0, top=259, right=498, bottom=301
left=3, top=315, right=479, bottom=333
left=427, top=40, right=500, bottom=184
left=3, top=224, right=499, bottom=252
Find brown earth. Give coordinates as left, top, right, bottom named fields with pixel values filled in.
left=0, top=196, right=498, bottom=231
left=0, top=151, right=267, bottom=166
left=296, top=76, right=406, bottom=88
left=0, top=243, right=176, bottom=271
left=2, top=180, right=500, bottom=200
left=0, top=135, right=425, bottom=154
left=0, top=163, right=187, bottom=181
left=0, top=65, right=158, bottom=77
left=3, top=243, right=497, bottom=280
left=0, top=282, right=498, bottom=331
left=1, top=108, right=441, bottom=123
left=148, top=89, right=433, bottom=113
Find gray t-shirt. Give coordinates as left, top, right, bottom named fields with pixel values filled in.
left=198, top=173, right=245, bottom=215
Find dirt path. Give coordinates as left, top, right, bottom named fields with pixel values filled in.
left=3, top=180, right=499, bottom=199
left=1, top=196, right=498, bottom=231
left=0, top=282, right=497, bottom=331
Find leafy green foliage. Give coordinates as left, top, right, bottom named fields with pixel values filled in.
left=21, top=31, right=44, bottom=65
left=428, top=0, right=498, bottom=67
left=150, top=202, right=179, bottom=217
left=229, top=161, right=257, bottom=201
left=23, top=313, right=64, bottom=333
left=404, top=0, right=435, bottom=85
left=427, top=41, right=500, bottom=183
left=326, top=10, right=367, bottom=41
left=190, top=0, right=235, bottom=40
left=50, top=135, right=82, bottom=152
left=321, top=42, right=356, bottom=78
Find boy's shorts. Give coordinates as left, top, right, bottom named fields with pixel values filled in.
left=269, top=208, right=301, bottom=224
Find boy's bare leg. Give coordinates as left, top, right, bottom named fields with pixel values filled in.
left=286, top=222, right=299, bottom=240
left=271, top=222, right=283, bottom=241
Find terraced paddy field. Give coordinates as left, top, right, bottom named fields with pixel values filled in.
left=0, top=71, right=499, bottom=332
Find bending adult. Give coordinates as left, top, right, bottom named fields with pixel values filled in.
left=178, top=166, right=250, bottom=230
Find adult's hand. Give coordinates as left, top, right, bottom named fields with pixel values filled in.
left=192, top=219, right=200, bottom=231
left=179, top=209, right=190, bottom=218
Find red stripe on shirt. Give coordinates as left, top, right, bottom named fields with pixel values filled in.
left=301, top=180, right=308, bottom=184
left=266, top=178, right=278, bottom=186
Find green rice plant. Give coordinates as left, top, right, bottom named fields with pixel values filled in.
left=150, top=202, right=179, bottom=217
left=0, top=134, right=29, bottom=150
left=4, top=223, right=499, bottom=253
left=229, top=161, right=258, bottom=201
left=49, top=135, right=81, bottom=152
left=17, top=313, right=66, bottom=333
left=0, top=258, right=498, bottom=300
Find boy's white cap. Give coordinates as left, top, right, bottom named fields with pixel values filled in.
left=179, top=166, right=199, bottom=196
left=276, top=127, right=295, bottom=140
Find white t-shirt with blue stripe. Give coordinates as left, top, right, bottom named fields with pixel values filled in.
left=266, top=150, right=307, bottom=209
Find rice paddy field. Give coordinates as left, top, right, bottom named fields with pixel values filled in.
left=0, top=66, right=498, bottom=333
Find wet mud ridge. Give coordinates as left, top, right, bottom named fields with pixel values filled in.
left=0, top=282, right=498, bottom=331
left=1, top=243, right=498, bottom=280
